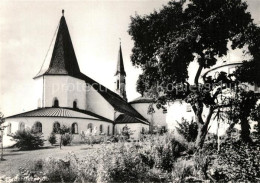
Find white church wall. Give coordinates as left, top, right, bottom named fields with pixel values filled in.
left=85, top=84, right=115, bottom=121
left=166, top=100, right=195, bottom=131
left=115, top=123, right=149, bottom=139
left=131, top=103, right=167, bottom=128
left=2, top=117, right=113, bottom=147
left=43, top=76, right=87, bottom=110
left=34, top=77, right=44, bottom=108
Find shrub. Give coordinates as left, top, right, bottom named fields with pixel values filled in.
left=176, top=118, right=198, bottom=142
left=48, top=132, right=57, bottom=145
left=213, top=138, right=260, bottom=182
left=61, top=133, right=73, bottom=146
left=43, top=157, right=77, bottom=182
left=11, top=129, right=44, bottom=150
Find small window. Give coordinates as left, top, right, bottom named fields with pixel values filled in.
left=53, top=122, right=60, bottom=133
left=33, top=122, right=42, bottom=133
left=163, top=109, right=167, bottom=114
left=19, top=122, right=25, bottom=131
left=53, top=98, right=59, bottom=107
left=99, top=125, right=103, bottom=134
left=87, top=123, right=93, bottom=133
left=117, top=80, right=119, bottom=89
left=71, top=123, right=78, bottom=134
left=107, top=126, right=110, bottom=135
left=73, top=100, right=77, bottom=109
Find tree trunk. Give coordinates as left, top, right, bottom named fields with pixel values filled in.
left=195, top=107, right=214, bottom=149
left=240, top=116, right=252, bottom=143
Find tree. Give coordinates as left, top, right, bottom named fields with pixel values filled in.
left=128, top=0, right=260, bottom=148
left=0, top=112, right=5, bottom=160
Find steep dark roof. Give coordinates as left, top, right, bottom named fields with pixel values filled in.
left=114, top=44, right=126, bottom=76
left=6, top=107, right=113, bottom=122
left=35, top=14, right=81, bottom=78
left=129, top=96, right=155, bottom=104
left=115, top=114, right=148, bottom=124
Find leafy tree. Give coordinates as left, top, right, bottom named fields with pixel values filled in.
left=128, top=0, right=260, bottom=148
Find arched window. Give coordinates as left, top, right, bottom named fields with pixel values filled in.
left=107, top=125, right=110, bottom=135
left=73, top=100, right=77, bottom=109
left=87, top=123, right=93, bottom=133
left=53, top=122, right=60, bottom=133
left=7, top=123, right=12, bottom=134
left=19, top=122, right=25, bottom=131
left=33, top=122, right=42, bottom=133
left=53, top=98, right=59, bottom=107
left=71, top=123, right=78, bottom=134
left=141, top=127, right=145, bottom=134
left=99, top=125, right=103, bottom=134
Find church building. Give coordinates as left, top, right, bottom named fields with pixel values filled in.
left=2, top=11, right=167, bottom=146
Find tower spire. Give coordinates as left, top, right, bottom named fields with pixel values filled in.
left=114, top=42, right=127, bottom=101
left=115, top=40, right=126, bottom=76
left=34, top=10, right=81, bottom=78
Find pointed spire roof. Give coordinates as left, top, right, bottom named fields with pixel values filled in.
left=115, top=43, right=126, bottom=76
left=35, top=10, right=80, bottom=78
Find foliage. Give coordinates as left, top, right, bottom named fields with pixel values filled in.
left=61, top=133, right=73, bottom=146
left=176, top=119, right=198, bottom=142
left=120, top=125, right=133, bottom=141
left=48, top=132, right=57, bottom=145
left=11, top=129, right=44, bottom=150
left=212, top=138, right=260, bottom=182
left=225, top=89, right=258, bottom=142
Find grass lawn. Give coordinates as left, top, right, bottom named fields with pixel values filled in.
left=0, top=143, right=102, bottom=177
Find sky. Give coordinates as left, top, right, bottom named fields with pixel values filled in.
left=0, top=0, right=260, bottom=117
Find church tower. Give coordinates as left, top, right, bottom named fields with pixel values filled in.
left=114, top=42, right=127, bottom=101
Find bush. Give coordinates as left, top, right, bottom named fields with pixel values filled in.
left=61, top=133, right=73, bottom=146
left=48, top=132, right=57, bottom=145
left=213, top=138, right=260, bottom=182
left=11, top=129, right=44, bottom=150
left=176, top=119, right=198, bottom=142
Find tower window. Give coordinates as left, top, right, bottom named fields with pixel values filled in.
left=72, top=123, right=78, bottom=134
left=73, top=100, right=77, bottom=109
left=53, top=98, right=59, bottom=107
left=53, top=122, right=61, bottom=133
left=117, top=80, right=119, bottom=89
